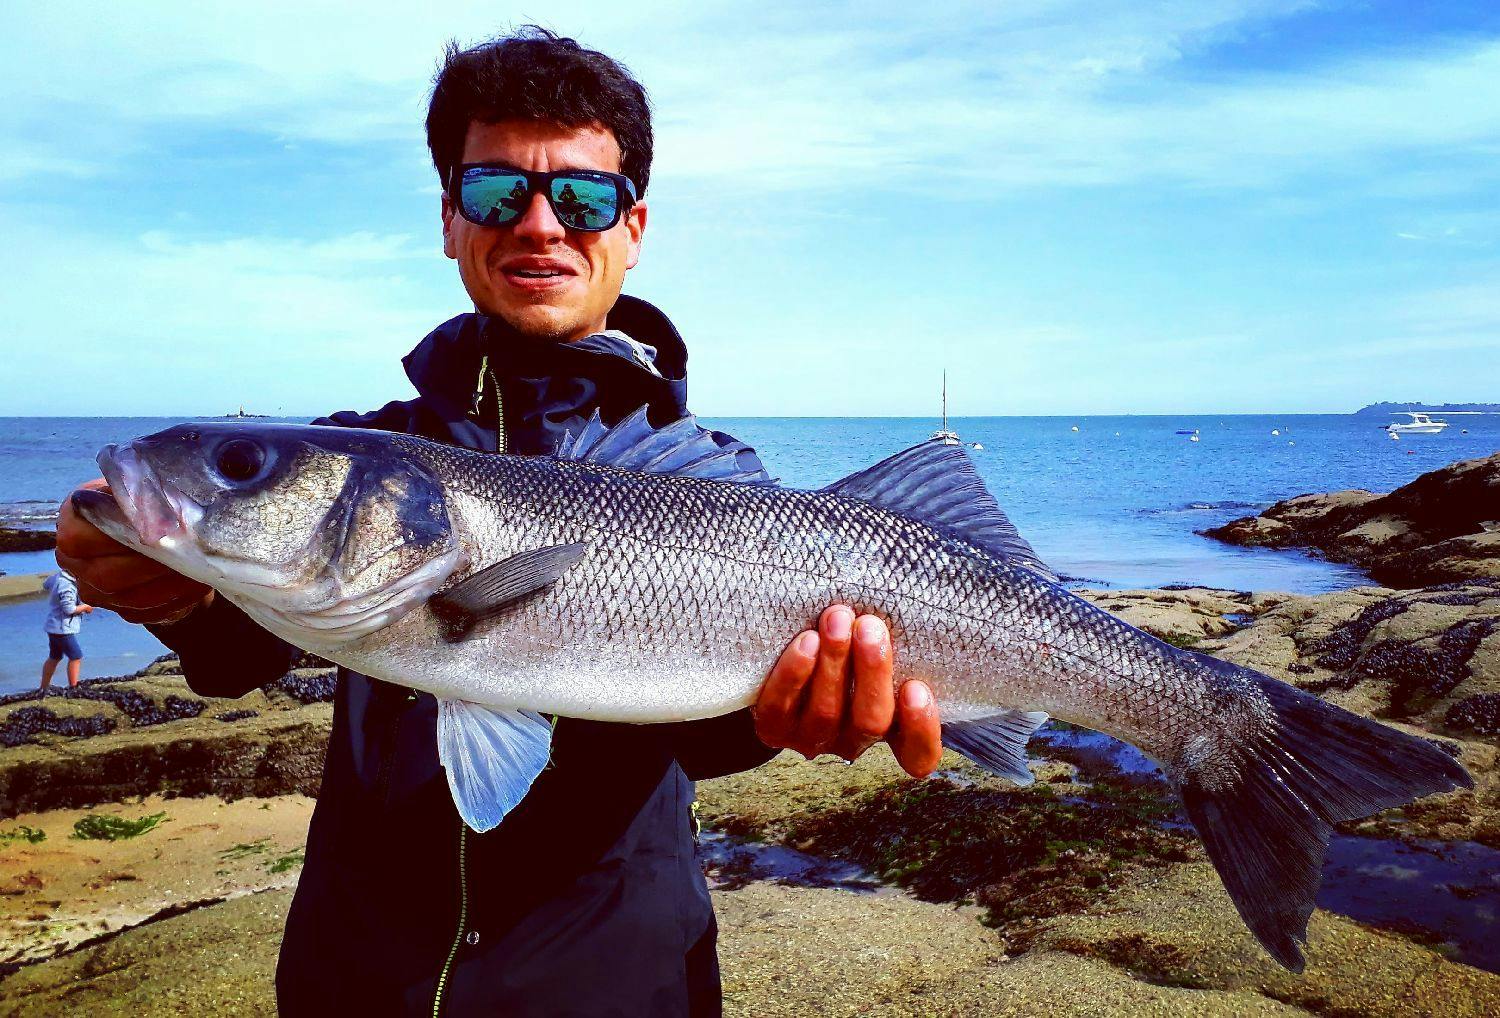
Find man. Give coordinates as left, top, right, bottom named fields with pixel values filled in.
left=55, top=28, right=942, bottom=1016
left=40, top=568, right=91, bottom=693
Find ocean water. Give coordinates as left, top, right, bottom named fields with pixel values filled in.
left=1, top=413, right=1497, bottom=692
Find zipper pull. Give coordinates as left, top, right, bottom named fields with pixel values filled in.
left=469, top=354, right=489, bottom=418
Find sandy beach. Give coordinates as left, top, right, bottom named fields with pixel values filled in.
left=0, top=577, right=44, bottom=606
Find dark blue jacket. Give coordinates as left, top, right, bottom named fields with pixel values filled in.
left=151, top=296, right=778, bottom=1016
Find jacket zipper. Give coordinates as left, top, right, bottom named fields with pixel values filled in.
left=431, top=821, right=469, bottom=1017
left=490, top=364, right=506, bottom=453
left=468, top=354, right=506, bottom=454
left=433, top=352, right=500, bottom=1016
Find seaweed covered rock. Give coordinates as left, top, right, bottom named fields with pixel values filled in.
left=1447, top=694, right=1500, bottom=737
left=1202, top=452, right=1500, bottom=587
left=0, top=526, right=55, bottom=553
left=0, top=656, right=334, bottom=817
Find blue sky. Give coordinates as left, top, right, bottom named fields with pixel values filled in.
left=1, top=1, right=1497, bottom=416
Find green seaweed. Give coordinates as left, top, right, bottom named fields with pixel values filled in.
left=72, top=812, right=168, bottom=841
left=219, top=838, right=273, bottom=860
left=0, top=825, right=47, bottom=846
left=777, top=779, right=1195, bottom=944
left=267, top=849, right=305, bottom=874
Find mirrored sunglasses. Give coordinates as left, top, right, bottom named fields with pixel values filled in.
left=453, top=165, right=638, bottom=232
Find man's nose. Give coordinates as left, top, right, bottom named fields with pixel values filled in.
left=511, top=190, right=566, bottom=244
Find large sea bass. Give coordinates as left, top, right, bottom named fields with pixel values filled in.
left=76, top=411, right=1470, bottom=970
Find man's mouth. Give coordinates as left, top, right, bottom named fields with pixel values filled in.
left=500, top=259, right=578, bottom=291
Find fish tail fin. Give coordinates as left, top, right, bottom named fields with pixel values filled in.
left=1176, top=655, right=1471, bottom=972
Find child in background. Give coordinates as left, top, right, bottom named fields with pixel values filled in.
left=40, top=569, right=91, bottom=693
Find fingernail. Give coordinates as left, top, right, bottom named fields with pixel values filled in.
left=827, top=608, right=852, bottom=641
left=901, top=682, right=931, bottom=709
left=795, top=631, right=819, bottom=656
left=854, top=615, right=884, bottom=645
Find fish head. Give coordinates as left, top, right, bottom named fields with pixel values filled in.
left=76, top=423, right=464, bottom=650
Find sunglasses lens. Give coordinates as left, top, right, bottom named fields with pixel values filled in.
left=550, top=175, right=620, bottom=231
left=460, top=168, right=528, bottom=226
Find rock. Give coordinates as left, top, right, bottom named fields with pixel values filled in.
left=1448, top=694, right=1500, bottom=736
left=0, top=660, right=333, bottom=817
left=0, top=527, right=54, bottom=553
left=1202, top=452, right=1500, bottom=587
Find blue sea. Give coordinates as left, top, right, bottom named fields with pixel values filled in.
left=2, top=413, right=1497, bottom=693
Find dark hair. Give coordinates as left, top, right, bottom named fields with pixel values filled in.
left=427, top=27, right=653, bottom=196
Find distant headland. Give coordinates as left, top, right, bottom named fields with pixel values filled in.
left=1354, top=401, right=1500, bottom=416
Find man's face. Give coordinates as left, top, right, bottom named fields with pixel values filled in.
left=442, top=119, right=647, bottom=342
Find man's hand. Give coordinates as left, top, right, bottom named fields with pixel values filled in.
left=753, top=606, right=942, bottom=778
left=55, top=478, right=212, bottom=625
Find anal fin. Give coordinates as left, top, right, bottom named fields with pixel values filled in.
left=437, top=699, right=554, bottom=832
left=942, top=710, right=1049, bottom=785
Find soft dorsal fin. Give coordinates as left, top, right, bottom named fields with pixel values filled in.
left=824, top=442, right=1057, bottom=581
left=558, top=407, right=774, bottom=485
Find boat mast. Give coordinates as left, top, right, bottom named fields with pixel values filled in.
left=942, top=371, right=948, bottom=433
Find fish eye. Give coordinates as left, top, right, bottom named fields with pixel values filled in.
left=215, top=438, right=266, bottom=483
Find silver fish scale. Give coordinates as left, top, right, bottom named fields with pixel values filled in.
left=356, top=438, right=1250, bottom=758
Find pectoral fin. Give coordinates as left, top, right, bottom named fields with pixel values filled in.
left=437, top=699, right=554, bottom=833
left=429, top=543, right=587, bottom=641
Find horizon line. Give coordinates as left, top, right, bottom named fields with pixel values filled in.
left=5, top=410, right=1499, bottom=420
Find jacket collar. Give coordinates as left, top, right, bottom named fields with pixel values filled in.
left=401, top=294, right=690, bottom=419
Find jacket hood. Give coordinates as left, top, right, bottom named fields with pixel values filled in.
left=400, top=294, right=692, bottom=435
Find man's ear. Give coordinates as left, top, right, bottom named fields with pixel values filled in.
left=441, top=190, right=458, bottom=260
left=624, top=199, right=647, bottom=270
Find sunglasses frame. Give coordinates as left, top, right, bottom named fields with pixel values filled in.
left=451, top=164, right=639, bottom=233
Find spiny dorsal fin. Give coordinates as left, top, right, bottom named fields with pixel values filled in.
left=558, top=407, right=774, bottom=485
left=824, top=441, right=1057, bottom=581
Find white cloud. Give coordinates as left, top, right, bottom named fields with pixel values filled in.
left=5, top=1, right=1499, bottom=198
left=0, top=219, right=452, bottom=415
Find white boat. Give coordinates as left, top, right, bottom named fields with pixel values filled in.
left=930, top=371, right=961, bottom=445
left=1385, top=412, right=1449, bottom=435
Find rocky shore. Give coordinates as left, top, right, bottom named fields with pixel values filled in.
left=0, top=530, right=53, bottom=555
left=0, top=582, right=1497, bottom=1015
left=1202, top=452, right=1500, bottom=587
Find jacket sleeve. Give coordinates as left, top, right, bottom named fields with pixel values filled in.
left=671, top=710, right=781, bottom=781
left=669, top=426, right=782, bottom=780
left=141, top=401, right=423, bottom=699
left=54, top=578, right=79, bottom=616
left=146, top=595, right=295, bottom=699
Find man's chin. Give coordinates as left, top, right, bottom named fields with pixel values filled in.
left=490, top=302, right=595, bottom=343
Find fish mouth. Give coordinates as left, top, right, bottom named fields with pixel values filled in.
left=79, top=443, right=197, bottom=549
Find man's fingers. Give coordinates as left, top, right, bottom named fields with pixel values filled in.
left=58, top=550, right=177, bottom=594
left=889, top=680, right=942, bottom=778
left=55, top=479, right=126, bottom=558
left=113, top=594, right=205, bottom=626
left=831, top=615, right=894, bottom=761
left=81, top=574, right=206, bottom=613
left=753, top=630, right=819, bottom=749
left=793, top=605, right=854, bottom=756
